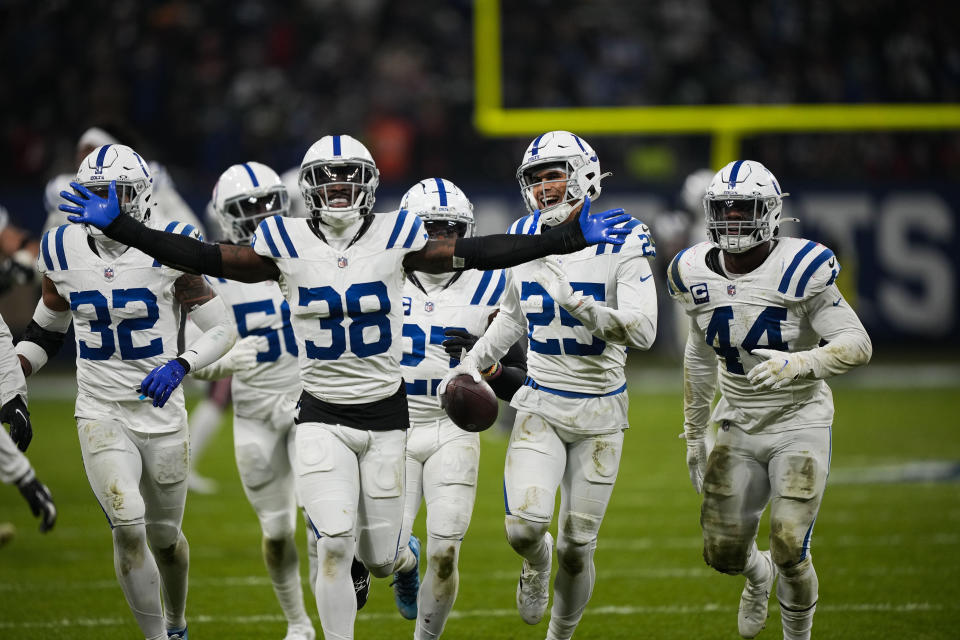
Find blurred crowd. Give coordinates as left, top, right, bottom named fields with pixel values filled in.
left=1, top=0, right=959, bottom=206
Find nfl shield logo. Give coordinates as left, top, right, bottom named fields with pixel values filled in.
left=424, top=301, right=435, bottom=313
left=337, top=256, right=348, bottom=268
left=103, top=267, right=115, bottom=281
left=727, top=284, right=736, bottom=297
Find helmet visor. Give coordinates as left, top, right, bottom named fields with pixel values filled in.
left=81, top=181, right=141, bottom=216
left=222, top=188, right=289, bottom=242
left=423, top=219, right=468, bottom=239
left=301, top=161, right=375, bottom=211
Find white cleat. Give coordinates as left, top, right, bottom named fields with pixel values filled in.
left=738, top=550, right=777, bottom=638
left=283, top=620, right=316, bottom=640
left=516, top=532, right=553, bottom=625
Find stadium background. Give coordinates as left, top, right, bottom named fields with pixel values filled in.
left=0, top=1, right=958, bottom=638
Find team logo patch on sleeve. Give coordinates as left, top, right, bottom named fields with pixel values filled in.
left=691, top=282, right=710, bottom=304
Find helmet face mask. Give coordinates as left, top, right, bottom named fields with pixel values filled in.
left=213, top=162, right=289, bottom=244
left=704, top=160, right=787, bottom=254
left=400, top=178, right=474, bottom=239
left=298, top=135, right=379, bottom=230
left=76, top=144, right=153, bottom=237
left=516, top=131, right=606, bottom=227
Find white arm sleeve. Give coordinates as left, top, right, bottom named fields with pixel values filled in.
left=467, top=270, right=528, bottom=370
left=563, top=253, right=658, bottom=349
left=683, top=316, right=718, bottom=435
left=179, top=296, right=237, bottom=372
left=0, top=314, right=27, bottom=405
left=15, top=300, right=73, bottom=376
left=799, top=284, right=873, bottom=378
left=0, top=426, right=31, bottom=485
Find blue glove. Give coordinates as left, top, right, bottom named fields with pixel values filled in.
left=577, top=196, right=631, bottom=246
left=59, top=180, right=121, bottom=229
left=139, top=359, right=188, bottom=408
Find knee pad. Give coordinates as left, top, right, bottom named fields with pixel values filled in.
left=504, top=515, right=548, bottom=555
left=425, top=496, right=472, bottom=541
left=145, top=522, right=181, bottom=551
left=316, top=535, right=353, bottom=580
left=770, top=518, right=814, bottom=568
left=555, top=537, right=594, bottom=576
left=559, top=511, right=602, bottom=546
left=700, top=486, right=753, bottom=574
left=259, top=510, right=296, bottom=541
left=235, top=442, right=276, bottom=490
left=777, top=556, right=819, bottom=610
left=426, top=538, right=460, bottom=581
left=367, top=559, right=395, bottom=579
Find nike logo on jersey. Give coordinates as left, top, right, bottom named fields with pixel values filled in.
left=638, top=274, right=653, bottom=282
left=832, top=298, right=842, bottom=306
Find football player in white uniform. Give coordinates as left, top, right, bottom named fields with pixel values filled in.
left=0, top=312, right=57, bottom=536
left=440, top=131, right=659, bottom=640
left=204, top=161, right=315, bottom=640
left=667, top=160, right=873, bottom=640
left=25, top=144, right=236, bottom=640
left=391, top=178, right=527, bottom=637
left=61, top=133, right=630, bottom=640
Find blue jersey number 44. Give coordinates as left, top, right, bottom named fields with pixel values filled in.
left=705, top=305, right=788, bottom=374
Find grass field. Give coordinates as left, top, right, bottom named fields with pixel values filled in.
left=1, top=374, right=958, bottom=639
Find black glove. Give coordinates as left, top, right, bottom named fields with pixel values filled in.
left=442, top=329, right=478, bottom=360
left=1, top=395, right=32, bottom=452
left=17, top=472, right=57, bottom=533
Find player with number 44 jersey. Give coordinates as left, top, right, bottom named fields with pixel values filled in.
left=668, top=160, right=872, bottom=640
left=440, top=131, right=658, bottom=640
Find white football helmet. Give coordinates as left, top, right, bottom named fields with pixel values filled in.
left=76, top=144, right=154, bottom=235
left=400, top=178, right=474, bottom=238
left=704, top=160, right=789, bottom=253
left=516, top=130, right=608, bottom=226
left=212, top=162, right=289, bottom=244
left=299, top=134, right=379, bottom=229
left=681, top=169, right=715, bottom=215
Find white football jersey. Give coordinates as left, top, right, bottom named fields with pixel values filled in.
left=495, top=213, right=657, bottom=395
left=401, top=269, right=506, bottom=423
left=668, top=237, right=847, bottom=433
left=38, top=222, right=199, bottom=404
left=252, top=211, right=428, bottom=404
left=205, top=275, right=301, bottom=416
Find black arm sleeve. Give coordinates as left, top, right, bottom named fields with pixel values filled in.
left=21, top=320, right=67, bottom=358
left=104, top=215, right=225, bottom=276
left=453, top=222, right=586, bottom=271
left=487, top=341, right=527, bottom=401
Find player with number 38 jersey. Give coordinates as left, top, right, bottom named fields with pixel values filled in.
left=669, top=160, right=872, bottom=640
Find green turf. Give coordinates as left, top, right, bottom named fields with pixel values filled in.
left=1, top=385, right=958, bottom=639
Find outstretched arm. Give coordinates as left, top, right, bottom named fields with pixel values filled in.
left=403, top=196, right=631, bottom=273
left=59, top=181, right=279, bottom=282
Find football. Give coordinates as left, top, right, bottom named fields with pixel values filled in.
left=441, top=374, right=499, bottom=432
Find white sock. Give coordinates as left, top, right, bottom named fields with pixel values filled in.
left=741, top=542, right=771, bottom=584
left=112, top=525, right=165, bottom=638
left=778, top=556, right=819, bottom=640
left=153, top=532, right=190, bottom=631
left=393, top=545, right=416, bottom=574
left=188, top=399, right=223, bottom=466
left=414, top=537, right=461, bottom=640
left=314, top=535, right=356, bottom=640
left=546, top=539, right=596, bottom=640
left=263, top=534, right=310, bottom=625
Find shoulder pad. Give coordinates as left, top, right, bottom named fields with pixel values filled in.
left=251, top=215, right=299, bottom=259
left=594, top=217, right=656, bottom=258
left=467, top=268, right=507, bottom=307
left=38, top=225, right=72, bottom=273
left=507, top=212, right=540, bottom=235
left=384, top=209, right=427, bottom=250
left=777, top=239, right=840, bottom=300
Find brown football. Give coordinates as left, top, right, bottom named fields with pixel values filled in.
left=441, top=374, right=499, bottom=433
